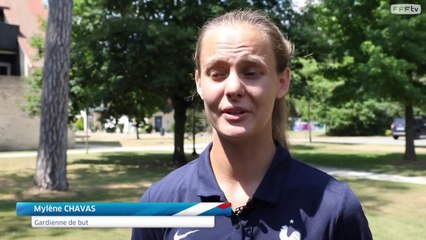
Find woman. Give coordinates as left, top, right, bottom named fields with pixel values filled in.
left=132, top=10, right=372, bottom=240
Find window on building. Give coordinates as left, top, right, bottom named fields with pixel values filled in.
left=0, top=8, right=5, bottom=23
left=0, top=62, right=11, bottom=75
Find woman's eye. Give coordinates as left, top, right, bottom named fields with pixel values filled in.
left=208, top=71, right=227, bottom=80
left=244, top=71, right=257, bottom=76
left=242, top=69, right=262, bottom=79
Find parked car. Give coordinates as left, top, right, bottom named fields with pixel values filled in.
left=391, top=117, right=426, bottom=139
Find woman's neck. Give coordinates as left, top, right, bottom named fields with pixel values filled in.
left=209, top=130, right=276, bottom=208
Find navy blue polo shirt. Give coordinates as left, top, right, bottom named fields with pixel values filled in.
left=132, top=143, right=372, bottom=240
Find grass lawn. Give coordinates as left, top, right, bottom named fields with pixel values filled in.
left=291, top=142, right=426, bottom=176
left=0, top=152, right=179, bottom=240
left=343, top=178, right=426, bottom=240
left=1, top=142, right=425, bottom=239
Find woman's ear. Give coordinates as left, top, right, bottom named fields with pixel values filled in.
left=276, top=68, right=291, bottom=99
left=195, top=70, right=203, bottom=100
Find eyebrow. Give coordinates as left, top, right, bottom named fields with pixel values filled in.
left=202, top=53, right=268, bottom=71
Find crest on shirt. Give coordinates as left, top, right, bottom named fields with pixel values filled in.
left=279, top=225, right=301, bottom=240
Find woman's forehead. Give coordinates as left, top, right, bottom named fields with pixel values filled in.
left=202, top=23, right=267, bottom=43
left=199, top=24, right=271, bottom=59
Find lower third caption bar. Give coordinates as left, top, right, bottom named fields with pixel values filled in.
left=31, top=216, right=215, bottom=228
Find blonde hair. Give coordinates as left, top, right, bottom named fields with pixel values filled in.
left=194, top=10, right=294, bottom=148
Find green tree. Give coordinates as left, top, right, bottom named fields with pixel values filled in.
left=312, top=0, right=426, bottom=161
left=34, top=0, right=73, bottom=190
left=292, top=56, right=396, bottom=136
left=22, top=30, right=46, bottom=117
left=70, top=0, right=296, bottom=165
left=71, top=0, right=163, bottom=139
left=359, top=1, right=426, bottom=161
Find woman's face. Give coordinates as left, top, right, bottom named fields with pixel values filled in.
left=195, top=24, right=290, bottom=141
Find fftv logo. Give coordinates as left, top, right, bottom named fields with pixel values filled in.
left=391, top=4, right=421, bottom=15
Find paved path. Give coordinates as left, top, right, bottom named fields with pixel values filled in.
left=315, top=166, right=426, bottom=185
left=1, top=142, right=425, bottom=185
left=291, top=136, right=426, bottom=146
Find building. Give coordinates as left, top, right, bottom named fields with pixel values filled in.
left=0, top=0, right=46, bottom=76
left=151, top=111, right=174, bottom=133
left=0, top=0, right=74, bottom=151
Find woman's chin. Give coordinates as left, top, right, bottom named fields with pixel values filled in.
left=215, top=126, right=251, bottom=140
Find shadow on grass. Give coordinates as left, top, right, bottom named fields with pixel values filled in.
left=1, top=149, right=424, bottom=239
left=1, top=152, right=191, bottom=239
left=311, top=139, right=426, bottom=150
left=309, top=141, right=363, bottom=146
left=2, top=152, right=198, bottom=206
left=72, top=152, right=176, bottom=167
left=339, top=178, right=412, bottom=216
left=289, top=144, right=317, bottom=150
left=292, top=151, right=426, bottom=176
left=75, top=140, right=122, bottom=147
left=65, top=152, right=197, bottom=201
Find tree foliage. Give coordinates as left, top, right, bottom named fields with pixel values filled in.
left=71, top=0, right=295, bottom=165
left=301, top=0, right=426, bottom=161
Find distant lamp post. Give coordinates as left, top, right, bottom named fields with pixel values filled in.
left=84, top=108, right=89, bottom=154
left=308, top=98, right=312, bottom=143
left=192, top=105, right=197, bottom=156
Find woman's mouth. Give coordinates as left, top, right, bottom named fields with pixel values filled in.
left=222, top=107, right=249, bottom=121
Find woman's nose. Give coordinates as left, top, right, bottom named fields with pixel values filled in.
left=224, top=72, right=245, bottom=99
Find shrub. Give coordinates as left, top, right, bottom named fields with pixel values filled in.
left=105, top=126, right=116, bottom=133
left=117, top=123, right=124, bottom=133
left=144, top=124, right=153, bottom=133
left=75, top=117, right=84, bottom=131
left=325, top=100, right=392, bottom=136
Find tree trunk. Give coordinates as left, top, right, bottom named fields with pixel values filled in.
left=192, top=105, right=198, bottom=156
left=135, top=122, right=140, bottom=139
left=403, top=100, right=417, bottom=161
left=172, top=96, right=188, bottom=166
left=34, top=0, right=73, bottom=191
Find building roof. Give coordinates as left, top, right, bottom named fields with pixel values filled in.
left=0, top=0, right=47, bottom=69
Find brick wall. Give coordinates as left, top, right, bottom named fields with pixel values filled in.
left=0, top=76, right=74, bottom=151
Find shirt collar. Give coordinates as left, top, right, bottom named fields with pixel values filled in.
left=252, top=144, right=292, bottom=205
left=197, top=143, right=225, bottom=199
left=196, top=142, right=292, bottom=205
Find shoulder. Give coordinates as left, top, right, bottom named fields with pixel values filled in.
left=287, top=159, right=344, bottom=191
left=133, top=159, right=201, bottom=240
left=333, top=180, right=372, bottom=239
left=141, top=159, right=199, bottom=202
left=286, top=159, right=359, bottom=212
left=288, top=159, right=372, bottom=239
